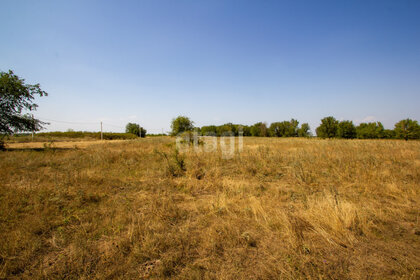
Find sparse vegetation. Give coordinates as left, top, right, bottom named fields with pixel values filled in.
left=1, top=137, right=419, bottom=279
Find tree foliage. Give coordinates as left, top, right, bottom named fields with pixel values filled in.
left=394, top=119, right=420, bottom=140
left=298, top=123, right=311, bottom=137
left=269, top=120, right=295, bottom=137
left=1, top=70, right=48, bottom=149
left=316, top=116, right=339, bottom=138
left=200, top=125, right=218, bottom=136
left=336, top=121, right=356, bottom=139
left=174, top=116, right=420, bottom=140
left=125, top=122, right=146, bottom=137
left=171, top=116, right=194, bottom=136
left=356, top=122, right=384, bottom=139
left=250, top=122, right=268, bottom=137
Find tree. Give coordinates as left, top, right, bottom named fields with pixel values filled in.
left=241, top=125, right=251, bottom=136
left=336, top=120, right=356, bottom=139
left=1, top=70, right=48, bottom=149
left=316, top=116, right=339, bottom=138
left=394, top=119, right=420, bottom=140
left=217, top=123, right=238, bottom=136
left=201, top=125, right=218, bottom=136
left=125, top=122, right=146, bottom=137
left=269, top=122, right=284, bottom=137
left=171, top=116, right=194, bottom=136
left=298, top=123, right=311, bottom=137
left=269, top=119, right=299, bottom=137
left=289, top=119, right=299, bottom=136
left=383, top=129, right=396, bottom=139
left=356, top=122, right=384, bottom=139
left=250, top=122, right=268, bottom=137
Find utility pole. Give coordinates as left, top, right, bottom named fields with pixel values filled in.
left=100, top=121, right=103, bottom=140
left=31, top=114, right=34, bottom=141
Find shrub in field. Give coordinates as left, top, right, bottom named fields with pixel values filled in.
left=177, top=131, right=204, bottom=146
left=157, top=148, right=187, bottom=177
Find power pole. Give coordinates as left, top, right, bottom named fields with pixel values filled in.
left=100, top=121, right=103, bottom=140
left=31, top=114, right=34, bottom=141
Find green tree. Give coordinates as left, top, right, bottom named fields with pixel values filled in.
left=356, top=122, right=384, bottom=139
left=316, top=116, right=339, bottom=138
left=171, top=116, right=194, bottom=136
left=394, top=119, right=420, bottom=140
left=217, top=123, right=238, bottom=136
left=200, top=125, right=218, bottom=136
left=383, top=129, right=396, bottom=139
left=250, top=122, right=268, bottom=137
left=298, top=123, right=311, bottom=137
left=1, top=70, right=48, bottom=149
left=125, top=122, right=146, bottom=137
left=336, top=120, right=356, bottom=139
left=289, top=119, right=299, bottom=136
left=269, top=119, right=299, bottom=137
left=269, top=122, right=284, bottom=137
left=241, top=125, right=251, bottom=136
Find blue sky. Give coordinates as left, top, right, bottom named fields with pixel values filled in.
left=2, top=0, right=420, bottom=133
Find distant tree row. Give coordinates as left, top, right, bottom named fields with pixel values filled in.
left=316, top=116, right=420, bottom=140
left=170, top=115, right=420, bottom=140
left=170, top=116, right=311, bottom=137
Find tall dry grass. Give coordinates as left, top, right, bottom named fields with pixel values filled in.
left=0, top=137, right=419, bottom=279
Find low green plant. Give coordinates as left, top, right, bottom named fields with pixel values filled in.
left=157, top=148, right=187, bottom=177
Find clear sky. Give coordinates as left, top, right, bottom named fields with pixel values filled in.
left=2, top=0, right=420, bottom=133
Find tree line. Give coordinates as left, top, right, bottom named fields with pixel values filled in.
left=170, top=116, right=420, bottom=140
left=170, top=116, right=310, bottom=137
left=316, top=116, right=420, bottom=140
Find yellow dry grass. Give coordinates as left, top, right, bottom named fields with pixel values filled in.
left=5, top=139, right=126, bottom=150
left=0, top=137, right=419, bottom=279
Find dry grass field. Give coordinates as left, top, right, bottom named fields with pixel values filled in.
left=0, top=137, right=419, bottom=279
